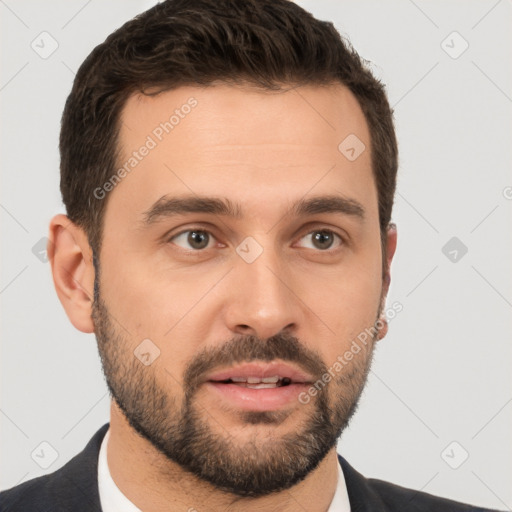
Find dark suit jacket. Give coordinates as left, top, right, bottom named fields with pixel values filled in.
left=0, top=423, right=502, bottom=511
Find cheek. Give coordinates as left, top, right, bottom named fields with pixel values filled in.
left=97, top=250, right=171, bottom=337
left=98, top=248, right=225, bottom=351
left=299, top=253, right=382, bottom=359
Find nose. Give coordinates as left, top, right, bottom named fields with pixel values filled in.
left=222, top=244, right=301, bottom=340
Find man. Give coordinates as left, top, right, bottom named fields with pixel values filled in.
left=0, top=0, right=502, bottom=510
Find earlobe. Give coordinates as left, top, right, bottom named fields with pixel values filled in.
left=48, top=214, right=96, bottom=333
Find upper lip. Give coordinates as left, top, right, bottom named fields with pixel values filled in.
left=205, top=361, right=314, bottom=384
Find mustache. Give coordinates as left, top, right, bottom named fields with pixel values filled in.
left=183, top=332, right=328, bottom=396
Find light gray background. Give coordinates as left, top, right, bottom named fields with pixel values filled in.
left=1, top=0, right=511, bottom=509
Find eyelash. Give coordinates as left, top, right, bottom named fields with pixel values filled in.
left=167, top=226, right=346, bottom=253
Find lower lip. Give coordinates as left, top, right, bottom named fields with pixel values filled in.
left=205, top=382, right=309, bottom=411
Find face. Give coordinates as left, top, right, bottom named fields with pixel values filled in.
left=91, top=83, right=390, bottom=496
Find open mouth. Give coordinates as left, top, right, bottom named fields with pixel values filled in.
left=211, top=376, right=293, bottom=389
left=203, top=362, right=313, bottom=411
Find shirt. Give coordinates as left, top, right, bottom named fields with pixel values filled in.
left=98, top=429, right=351, bottom=511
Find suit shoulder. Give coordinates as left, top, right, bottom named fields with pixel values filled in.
left=0, top=424, right=108, bottom=512
left=338, top=454, right=502, bottom=512
left=368, top=476, right=500, bottom=512
left=1, top=473, right=56, bottom=512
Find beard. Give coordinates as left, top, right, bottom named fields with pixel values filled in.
left=91, top=271, right=378, bottom=497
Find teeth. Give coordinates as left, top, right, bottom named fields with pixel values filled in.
left=232, top=375, right=282, bottom=384
left=223, top=376, right=292, bottom=387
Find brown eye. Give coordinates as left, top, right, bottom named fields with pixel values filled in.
left=170, top=229, right=213, bottom=250
left=298, top=229, right=343, bottom=251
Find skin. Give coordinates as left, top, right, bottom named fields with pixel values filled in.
left=49, top=83, right=397, bottom=512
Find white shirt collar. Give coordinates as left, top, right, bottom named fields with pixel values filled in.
left=98, top=430, right=141, bottom=512
left=98, top=429, right=350, bottom=511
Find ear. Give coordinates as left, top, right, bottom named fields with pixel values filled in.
left=382, top=222, right=397, bottom=298
left=376, top=222, right=398, bottom=340
left=48, top=214, right=96, bottom=333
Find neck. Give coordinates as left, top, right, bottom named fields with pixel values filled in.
left=107, top=401, right=340, bottom=512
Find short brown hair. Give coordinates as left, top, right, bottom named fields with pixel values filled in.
left=60, top=0, right=398, bottom=274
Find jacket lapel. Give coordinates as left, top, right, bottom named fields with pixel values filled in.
left=338, top=455, right=389, bottom=512
left=47, top=423, right=109, bottom=511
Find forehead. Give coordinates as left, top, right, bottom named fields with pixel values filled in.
left=107, top=83, right=377, bottom=227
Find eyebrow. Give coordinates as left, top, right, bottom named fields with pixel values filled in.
left=141, top=194, right=366, bottom=226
